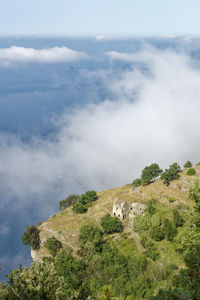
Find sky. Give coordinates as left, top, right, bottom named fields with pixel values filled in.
left=1, top=0, right=200, bottom=36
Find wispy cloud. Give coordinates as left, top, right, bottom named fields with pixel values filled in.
left=0, top=46, right=88, bottom=66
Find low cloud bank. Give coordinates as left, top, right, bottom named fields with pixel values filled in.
left=1, top=46, right=200, bottom=214
left=0, top=46, right=88, bottom=66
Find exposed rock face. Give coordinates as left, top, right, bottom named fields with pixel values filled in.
left=31, top=249, right=42, bottom=262
left=112, top=198, right=147, bottom=220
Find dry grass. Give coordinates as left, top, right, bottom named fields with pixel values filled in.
left=35, top=165, right=200, bottom=261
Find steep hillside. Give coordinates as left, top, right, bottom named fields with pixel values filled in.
left=32, top=165, right=200, bottom=265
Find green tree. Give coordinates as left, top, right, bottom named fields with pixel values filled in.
left=184, top=161, right=192, bottom=168
left=161, top=163, right=181, bottom=186
left=59, top=194, right=79, bottom=210
left=72, top=202, right=87, bottom=213
left=132, top=178, right=142, bottom=187
left=21, top=225, right=40, bottom=250
left=79, top=225, right=103, bottom=252
left=101, top=214, right=123, bottom=234
left=72, top=191, right=97, bottom=214
left=45, top=237, right=62, bottom=257
left=141, top=163, right=162, bottom=185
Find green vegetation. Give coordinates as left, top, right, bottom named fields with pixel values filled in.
left=146, top=199, right=156, bottom=215
left=184, top=160, right=193, bottom=168
left=59, top=194, right=79, bottom=210
left=168, top=196, right=176, bottom=202
left=72, top=190, right=97, bottom=214
left=186, top=167, right=196, bottom=176
left=132, top=178, right=142, bottom=187
left=21, top=225, right=40, bottom=250
left=161, top=162, right=181, bottom=185
left=79, top=225, right=103, bottom=252
left=173, top=209, right=184, bottom=227
left=141, top=236, right=160, bottom=261
left=45, top=237, right=62, bottom=257
left=101, top=213, right=123, bottom=234
left=3, top=162, right=200, bottom=299
left=150, top=225, right=164, bottom=241
left=141, top=163, right=162, bottom=185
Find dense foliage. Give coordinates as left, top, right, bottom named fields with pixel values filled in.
left=21, top=225, right=40, bottom=250
left=161, top=163, right=181, bottom=185
left=59, top=194, right=79, bottom=210
left=186, top=167, right=196, bottom=176
left=184, top=160, right=193, bottom=168
left=132, top=178, right=142, bottom=187
left=72, top=190, right=97, bottom=214
left=101, top=213, right=123, bottom=234
left=141, top=163, right=162, bottom=185
left=45, top=237, right=62, bottom=257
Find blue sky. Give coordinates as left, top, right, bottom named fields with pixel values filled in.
left=0, top=0, right=200, bottom=36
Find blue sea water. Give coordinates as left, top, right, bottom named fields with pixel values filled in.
left=0, top=36, right=198, bottom=281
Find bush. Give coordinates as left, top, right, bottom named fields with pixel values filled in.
left=59, top=194, right=79, bottom=210
left=161, top=163, right=181, bottom=186
left=150, top=225, right=164, bottom=241
left=144, top=245, right=160, bottom=261
left=146, top=200, right=156, bottom=215
left=186, top=168, right=196, bottom=176
left=21, top=225, right=40, bottom=250
left=134, top=215, right=151, bottom=232
left=141, top=163, right=162, bottom=185
left=173, top=209, right=184, bottom=227
left=163, top=219, right=177, bottom=242
left=168, top=196, right=176, bottom=203
left=72, top=202, right=87, bottom=214
left=132, top=178, right=142, bottom=187
left=184, top=161, right=192, bottom=168
left=45, top=237, right=62, bottom=257
left=79, top=225, right=103, bottom=252
left=72, top=191, right=97, bottom=214
left=101, top=213, right=123, bottom=234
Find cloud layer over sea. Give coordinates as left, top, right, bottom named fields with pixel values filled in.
left=1, top=37, right=200, bottom=278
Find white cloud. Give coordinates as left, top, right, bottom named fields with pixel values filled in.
left=95, top=35, right=105, bottom=41
left=0, top=46, right=88, bottom=66
left=1, top=46, right=200, bottom=214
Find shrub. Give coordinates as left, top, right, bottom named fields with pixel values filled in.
left=59, top=194, right=79, bottom=210
left=144, top=244, right=160, bottom=261
left=173, top=209, right=184, bottom=227
left=45, top=237, right=62, bottom=257
left=72, top=191, right=97, bottom=214
left=168, top=196, right=176, bottom=203
left=79, top=225, right=103, bottom=252
left=163, top=219, right=177, bottom=242
left=186, top=168, right=196, bottom=176
left=101, top=213, right=123, bottom=234
left=134, top=215, right=151, bottom=232
left=146, top=200, right=156, bottom=215
left=132, top=178, right=142, bottom=187
left=150, top=225, right=164, bottom=241
left=72, top=202, right=87, bottom=214
left=21, top=225, right=40, bottom=250
left=141, top=163, right=162, bottom=185
left=161, top=163, right=181, bottom=186
left=184, top=161, right=192, bottom=168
